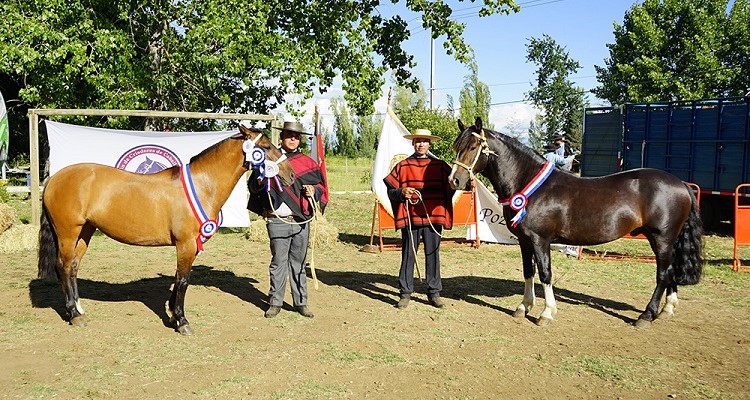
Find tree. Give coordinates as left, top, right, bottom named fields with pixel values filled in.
left=500, top=116, right=526, bottom=143
left=331, top=98, right=356, bottom=158
left=0, top=0, right=520, bottom=127
left=524, top=34, right=587, bottom=149
left=458, top=61, right=493, bottom=129
left=391, top=82, right=428, bottom=115
left=355, top=114, right=381, bottom=159
left=396, top=108, right=457, bottom=162
left=593, top=0, right=750, bottom=105
left=527, top=114, right=545, bottom=153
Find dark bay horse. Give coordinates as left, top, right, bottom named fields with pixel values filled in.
left=37, top=125, right=294, bottom=335
left=449, top=118, right=702, bottom=328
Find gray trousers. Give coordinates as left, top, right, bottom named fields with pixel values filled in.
left=266, top=219, right=310, bottom=307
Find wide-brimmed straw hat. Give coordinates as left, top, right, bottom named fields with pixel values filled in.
left=403, top=128, right=441, bottom=142
left=272, top=121, right=312, bottom=136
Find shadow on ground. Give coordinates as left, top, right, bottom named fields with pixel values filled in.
left=313, top=268, right=641, bottom=324
left=28, top=264, right=642, bottom=328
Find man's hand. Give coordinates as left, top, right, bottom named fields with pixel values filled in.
left=401, top=187, right=417, bottom=198
left=302, top=185, right=315, bottom=197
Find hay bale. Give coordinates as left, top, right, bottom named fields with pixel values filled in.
left=244, top=215, right=338, bottom=249
left=0, top=224, right=38, bottom=253
left=0, top=202, right=17, bottom=234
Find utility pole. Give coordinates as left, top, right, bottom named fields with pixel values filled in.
left=430, top=34, right=435, bottom=110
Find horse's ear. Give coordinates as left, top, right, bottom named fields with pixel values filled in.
left=238, top=123, right=263, bottom=138
left=457, top=119, right=466, bottom=132
left=238, top=124, right=251, bottom=137
left=474, top=117, right=483, bottom=131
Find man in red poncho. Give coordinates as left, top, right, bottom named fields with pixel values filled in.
left=248, top=121, right=328, bottom=319
left=383, top=129, right=455, bottom=309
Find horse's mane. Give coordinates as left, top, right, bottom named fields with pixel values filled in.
left=455, top=126, right=544, bottom=165
left=483, top=128, right=545, bottom=163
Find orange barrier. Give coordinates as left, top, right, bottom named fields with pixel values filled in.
left=373, top=189, right=479, bottom=252
left=624, top=182, right=700, bottom=240
left=733, top=184, right=750, bottom=272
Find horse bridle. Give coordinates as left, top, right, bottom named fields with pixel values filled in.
left=242, top=131, right=288, bottom=169
left=452, top=129, right=496, bottom=181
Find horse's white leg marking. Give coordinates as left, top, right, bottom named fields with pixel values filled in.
left=75, top=299, right=85, bottom=315
left=515, top=277, right=535, bottom=314
left=660, top=291, right=678, bottom=318
left=539, top=283, right=557, bottom=320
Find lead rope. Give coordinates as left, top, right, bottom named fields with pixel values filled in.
left=405, top=197, right=423, bottom=282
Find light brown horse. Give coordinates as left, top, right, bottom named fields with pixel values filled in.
left=37, top=125, right=294, bottom=335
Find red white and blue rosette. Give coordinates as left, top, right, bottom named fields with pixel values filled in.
left=509, top=193, right=528, bottom=211
left=508, top=161, right=554, bottom=228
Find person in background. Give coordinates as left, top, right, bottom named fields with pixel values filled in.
left=553, top=135, right=574, bottom=158
left=247, top=121, right=328, bottom=319
left=543, top=143, right=576, bottom=171
left=383, top=129, right=455, bottom=309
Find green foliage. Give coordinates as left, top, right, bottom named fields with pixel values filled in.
left=355, top=114, right=381, bottom=159
left=395, top=106, right=457, bottom=162
left=0, top=0, right=520, bottom=132
left=524, top=34, right=587, bottom=149
left=594, top=0, right=750, bottom=105
left=0, top=182, right=9, bottom=203
left=391, top=83, right=428, bottom=114
left=526, top=114, right=545, bottom=153
left=458, top=61, right=493, bottom=130
left=331, top=98, right=357, bottom=158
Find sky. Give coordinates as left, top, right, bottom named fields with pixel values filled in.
left=278, top=0, right=640, bottom=139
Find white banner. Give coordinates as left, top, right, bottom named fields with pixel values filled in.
left=45, top=121, right=249, bottom=227
left=466, top=180, right=517, bottom=244
left=371, top=107, right=414, bottom=216
left=467, top=180, right=580, bottom=256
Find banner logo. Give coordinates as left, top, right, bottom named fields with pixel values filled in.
left=116, top=145, right=181, bottom=173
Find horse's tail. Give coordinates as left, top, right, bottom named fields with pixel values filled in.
left=37, top=204, right=59, bottom=280
left=671, top=185, right=703, bottom=285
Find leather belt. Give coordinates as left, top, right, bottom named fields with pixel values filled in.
left=263, top=211, right=295, bottom=221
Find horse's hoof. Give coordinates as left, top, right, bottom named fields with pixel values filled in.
left=512, top=308, right=527, bottom=319
left=634, top=318, right=652, bottom=329
left=70, top=315, right=88, bottom=327
left=177, top=324, right=194, bottom=336
left=536, top=316, right=553, bottom=327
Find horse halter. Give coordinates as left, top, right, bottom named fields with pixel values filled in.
left=242, top=131, right=288, bottom=169
left=452, top=129, right=496, bottom=181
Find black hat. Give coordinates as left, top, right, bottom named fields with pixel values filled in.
left=542, top=144, right=557, bottom=153
left=272, top=121, right=312, bottom=136
left=552, top=135, right=565, bottom=142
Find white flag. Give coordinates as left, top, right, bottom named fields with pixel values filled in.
left=371, top=107, right=414, bottom=216
left=45, top=121, right=249, bottom=227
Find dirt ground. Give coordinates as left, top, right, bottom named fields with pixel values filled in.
left=2, top=220, right=750, bottom=399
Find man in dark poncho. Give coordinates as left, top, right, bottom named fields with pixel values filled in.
left=248, top=121, right=328, bottom=318
left=383, top=129, right=455, bottom=309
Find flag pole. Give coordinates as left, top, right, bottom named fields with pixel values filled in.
left=308, top=104, right=321, bottom=288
